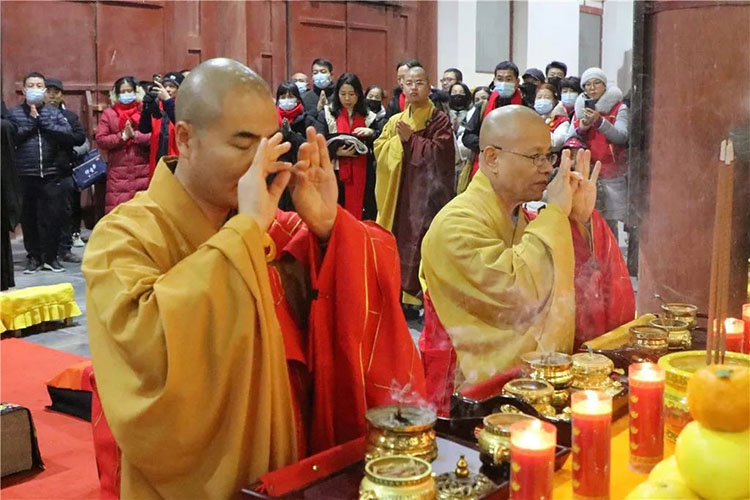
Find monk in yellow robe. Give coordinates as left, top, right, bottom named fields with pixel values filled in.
left=83, top=59, right=423, bottom=498
left=374, top=65, right=455, bottom=305
left=420, top=105, right=604, bottom=413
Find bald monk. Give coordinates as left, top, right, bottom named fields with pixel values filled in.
left=419, top=105, right=634, bottom=414
left=374, top=65, right=455, bottom=307
left=83, top=58, right=424, bottom=498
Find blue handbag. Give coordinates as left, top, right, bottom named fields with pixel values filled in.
left=72, top=150, right=107, bottom=191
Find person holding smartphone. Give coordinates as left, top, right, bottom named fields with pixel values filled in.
left=566, top=67, right=628, bottom=238
left=139, top=71, right=184, bottom=179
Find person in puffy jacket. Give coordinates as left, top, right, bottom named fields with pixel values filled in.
left=7, top=71, right=74, bottom=273
left=96, top=76, right=151, bottom=213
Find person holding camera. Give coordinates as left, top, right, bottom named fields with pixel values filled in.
left=139, top=71, right=183, bottom=178
left=97, top=76, right=151, bottom=213
left=567, top=67, right=628, bottom=238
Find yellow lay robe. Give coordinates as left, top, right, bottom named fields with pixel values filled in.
left=421, top=171, right=575, bottom=386
left=82, top=160, right=297, bottom=499
left=373, top=100, right=435, bottom=231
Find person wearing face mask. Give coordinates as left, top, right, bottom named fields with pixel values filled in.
left=534, top=83, right=570, bottom=152
left=96, top=76, right=151, bottom=213
left=365, top=85, right=386, bottom=121
left=461, top=61, right=523, bottom=179
left=44, top=78, right=88, bottom=264
left=545, top=61, right=568, bottom=93
left=520, top=68, right=545, bottom=108
left=275, top=81, right=325, bottom=211
left=317, top=73, right=383, bottom=220
left=139, top=71, right=183, bottom=179
left=300, top=58, right=335, bottom=117
left=8, top=71, right=75, bottom=274
left=567, top=67, right=628, bottom=238
left=449, top=83, right=473, bottom=190
left=291, top=72, right=309, bottom=95
left=559, top=76, right=582, bottom=119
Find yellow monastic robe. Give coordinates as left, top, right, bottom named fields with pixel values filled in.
left=82, top=160, right=297, bottom=498
left=421, top=170, right=575, bottom=386
left=373, top=100, right=436, bottom=231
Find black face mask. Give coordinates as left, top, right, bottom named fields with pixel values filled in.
left=547, top=76, right=562, bottom=88
left=366, top=99, right=382, bottom=113
left=449, top=94, right=469, bottom=110
left=520, top=82, right=537, bottom=98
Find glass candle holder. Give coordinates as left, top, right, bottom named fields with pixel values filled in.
left=510, top=419, right=556, bottom=500
left=571, top=390, right=612, bottom=500
left=724, top=318, right=745, bottom=353
left=628, top=363, right=665, bottom=473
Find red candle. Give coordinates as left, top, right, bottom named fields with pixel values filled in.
left=571, top=390, right=612, bottom=500
left=724, top=318, right=744, bottom=354
left=628, top=362, right=665, bottom=473
left=743, top=304, right=750, bottom=354
left=510, top=419, right=556, bottom=500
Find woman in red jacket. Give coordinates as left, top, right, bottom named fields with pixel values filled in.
left=95, top=76, right=151, bottom=213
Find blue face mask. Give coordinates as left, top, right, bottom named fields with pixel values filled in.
left=278, top=98, right=298, bottom=111
left=494, top=82, right=515, bottom=99
left=534, top=99, right=554, bottom=116
left=294, top=81, right=308, bottom=94
left=119, top=93, right=136, bottom=105
left=561, top=92, right=578, bottom=108
left=25, top=88, right=45, bottom=105
left=312, top=73, right=331, bottom=89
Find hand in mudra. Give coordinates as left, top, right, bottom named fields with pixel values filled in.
left=569, top=148, right=602, bottom=224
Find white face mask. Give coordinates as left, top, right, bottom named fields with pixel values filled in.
left=294, top=81, right=308, bottom=94
left=534, top=99, right=554, bottom=115
left=561, top=92, right=578, bottom=107
left=278, top=97, right=298, bottom=111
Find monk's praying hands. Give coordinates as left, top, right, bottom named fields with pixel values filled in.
left=396, top=120, right=413, bottom=142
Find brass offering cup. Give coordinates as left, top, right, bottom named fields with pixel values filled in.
left=365, top=405, right=438, bottom=463
left=359, top=455, right=436, bottom=500
left=661, top=303, right=698, bottom=330
left=529, top=352, right=573, bottom=410
left=501, top=378, right=556, bottom=417
left=476, top=413, right=535, bottom=466
left=570, top=352, right=617, bottom=392
left=629, top=325, right=670, bottom=360
left=650, top=318, right=692, bottom=350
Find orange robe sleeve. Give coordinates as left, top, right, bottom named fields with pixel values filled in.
left=268, top=207, right=426, bottom=455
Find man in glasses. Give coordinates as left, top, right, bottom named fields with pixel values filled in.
left=418, top=105, right=634, bottom=415
left=375, top=64, right=455, bottom=317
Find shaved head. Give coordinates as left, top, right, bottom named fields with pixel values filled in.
left=404, top=66, right=431, bottom=106
left=177, top=58, right=271, bottom=130
left=478, top=105, right=553, bottom=209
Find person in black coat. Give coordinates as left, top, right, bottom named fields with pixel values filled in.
left=45, top=78, right=88, bottom=263
left=274, top=81, right=326, bottom=211
left=7, top=72, right=75, bottom=273
left=1, top=101, right=21, bottom=289
left=300, top=58, right=335, bottom=118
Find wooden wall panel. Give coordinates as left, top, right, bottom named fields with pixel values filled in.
left=636, top=2, right=750, bottom=314
left=289, top=1, right=347, bottom=81
left=246, top=0, right=288, bottom=87
left=346, top=3, right=389, bottom=91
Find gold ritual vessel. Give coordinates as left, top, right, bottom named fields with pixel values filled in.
left=365, top=405, right=438, bottom=463
left=476, top=413, right=535, bottom=466
left=570, top=352, right=622, bottom=397
left=435, top=455, right=496, bottom=499
left=649, top=317, right=692, bottom=350
left=660, top=303, right=698, bottom=330
left=528, top=352, right=573, bottom=410
left=359, top=455, right=436, bottom=500
left=501, top=378, right=556, bottom=417
left=629, top=325, right=670, bottom=360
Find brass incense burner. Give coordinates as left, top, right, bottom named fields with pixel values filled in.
left=629, top=325, right=670, bottom=360
left=435, top=455, right=496, bottom=499
left=570, top=352, right=622, bottom=397
left=650, top=317, right=692, bottom=350
left=528, top=352, right=573, bottom=410
left=359, top=455, right=436, bottom=500
left=501, top=378, right=556, bottom=417
left=660, top=303, right=698, bottom=330
left=365, top=405, right=438, bottom=463
left=476, top=413, right=535, bottom=466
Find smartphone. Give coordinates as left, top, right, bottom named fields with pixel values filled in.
left=584, top=98, right=596, bottom=110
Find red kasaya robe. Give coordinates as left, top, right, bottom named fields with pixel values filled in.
left=419, top=209, right=634, bottom=416
left=267, top=207, right=426, bottom=456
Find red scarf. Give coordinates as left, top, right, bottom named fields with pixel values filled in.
left=113, top=102, right=141, bottom=132
left=398, top=92, right=406, bottom=112
left=277, top=103, right=304, bottom=126
left=148, top=100, right=178, bottom=180
left=336, top=111, right=368, bottom=220
left=470, top=87, right=525, bottom=176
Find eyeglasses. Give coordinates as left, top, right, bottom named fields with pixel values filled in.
left=403, top=80, right=427, bottom=88
left=583, top=80, right=605, bottom=90
left=481, top=144, right=558, bottom=168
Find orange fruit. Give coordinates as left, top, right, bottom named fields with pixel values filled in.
left=686, top=364, right=750, bottom=432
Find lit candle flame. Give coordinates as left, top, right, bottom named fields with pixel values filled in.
left=724, top=318, right=744, bottom=336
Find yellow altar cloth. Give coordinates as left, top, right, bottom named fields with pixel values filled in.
left=0, top=284, right=82, bottom=333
